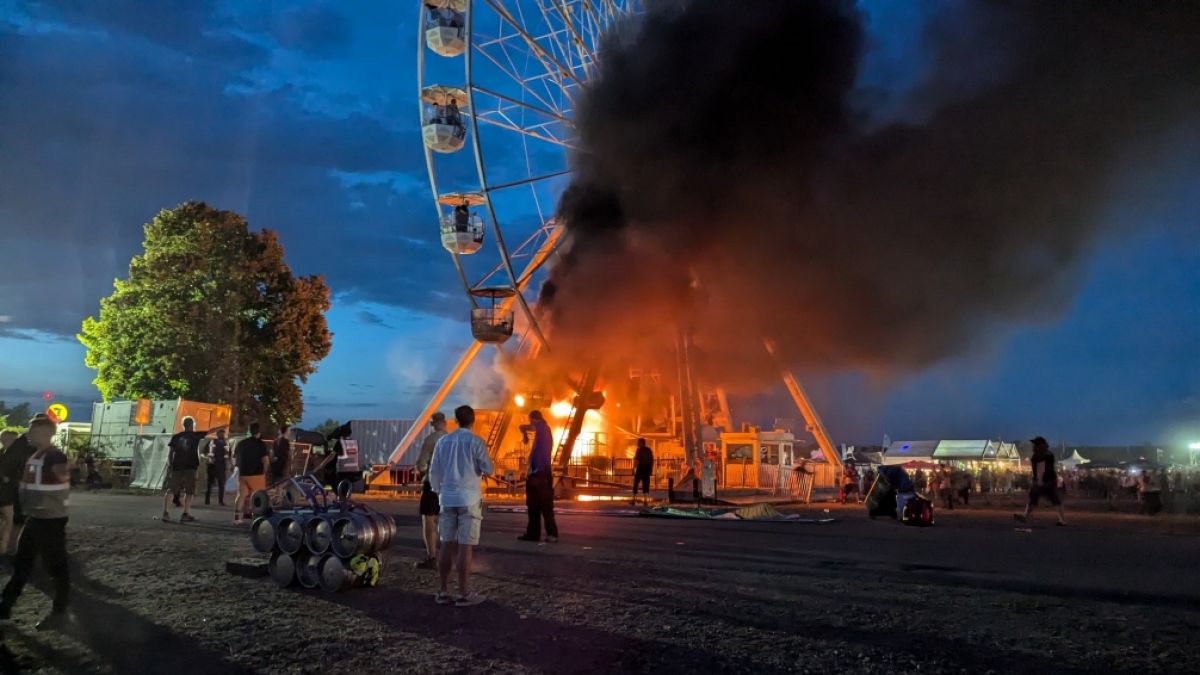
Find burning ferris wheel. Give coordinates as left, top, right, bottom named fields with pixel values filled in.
left=417, top=0, right=639, bottom=351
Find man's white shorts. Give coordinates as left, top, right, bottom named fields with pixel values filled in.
left=438, top=502, right=483, bottom=546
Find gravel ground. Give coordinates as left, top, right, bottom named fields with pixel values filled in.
left=0, top=494, right=1198, bottom=674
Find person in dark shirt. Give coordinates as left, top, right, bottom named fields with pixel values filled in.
left=204, top=428, right=230, bottom=506
left=270, top=425, right=291, bottom=483
left=0, top=417, right=72, bottom=631
left=632, top=438, right=654, bottom=506
left=162, top=418, right=215, bottom=523
left=517, top=410, right=558, bottom=543
left=233, top=423, right=270, bottom=524
left=1014, top=436, right=1067, bottom=526
left=0, top=431, right=34, bottom=555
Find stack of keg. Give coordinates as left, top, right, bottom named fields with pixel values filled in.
left=248, top=488, right=395, bottom=592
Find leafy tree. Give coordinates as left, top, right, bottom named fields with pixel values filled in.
left=0, top=401, right=32, bottom=427
left=79, top=202, right=333, bottom=428
left=312, top=418, right=343, bottom=439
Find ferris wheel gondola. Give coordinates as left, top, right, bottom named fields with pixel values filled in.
left=417, top=0, right=640, bottom=351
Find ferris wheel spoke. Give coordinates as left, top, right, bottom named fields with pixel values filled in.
left=473, top=114, right=575, bottom=150
left=471, top=84, right=572, bottom=124
left=472, top=42, right=566, bottom=115
left=485, top=169, right=572, bottom=192
left=482, top=0, right=583, bottom=88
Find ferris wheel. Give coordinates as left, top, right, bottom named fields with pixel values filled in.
left=417, top=0, right=640, bottom=352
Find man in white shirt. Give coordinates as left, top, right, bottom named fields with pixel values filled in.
left=428, top=405, right=493, bottom=607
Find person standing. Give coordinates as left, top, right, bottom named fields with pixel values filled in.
left=0, top=429, right=22, bottom=555
left=979, top=465, right=993, bottom=505
left=1014, top=436, right=1066, bottom=526
left=428, top=405, right=493, bottom=607
left=631, top=438, right=655, bottom=506
left=517, top=410, right=558, bottom=543
left=0, top=417, right=71, bottom=631
left=270, top=425, right=291, bottom=483
left=162, top=418, right=211, bottom=523
left=414, top=412, right=449, bottom=570
left=204, top=428, right=230, bottom=506
left=233, top=423, right=270, bottom=524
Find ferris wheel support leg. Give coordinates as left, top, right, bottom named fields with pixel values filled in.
left=371, top=339, right=485, bottom=484
left=762, top=338, right=842, bottom=468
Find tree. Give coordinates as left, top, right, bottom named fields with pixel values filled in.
left=312, top=418, right=342, bottom=439
left=78, top=202, right=333, bottom=428
left=0, top=401, right=32, bottom=428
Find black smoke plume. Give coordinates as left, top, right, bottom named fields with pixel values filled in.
left=541, top=0, right=1200, bottom=388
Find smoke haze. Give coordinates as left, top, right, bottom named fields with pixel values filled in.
left=540, top=0, right=1200, bottom=389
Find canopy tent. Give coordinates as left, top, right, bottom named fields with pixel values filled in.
left=1059, top=449, right=1091, bottom=469
left=884, top=439, right=1019, bottom=465
left=882, top=441, right=938, bottom=465
left=901, top=460, right=941, bottom=470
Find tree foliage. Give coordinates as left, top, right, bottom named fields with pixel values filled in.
left=312, top=418, right=343, bottom=439
left=78, top=202, right=333, bottom=427
left=0, top=401, right=32, bottom=429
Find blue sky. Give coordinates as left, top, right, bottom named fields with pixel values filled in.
left=0, top=1, right=1196, bottom=446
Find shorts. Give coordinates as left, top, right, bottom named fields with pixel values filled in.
left=438, top=502, right=483, bottom=546
left=239, top=474, right=267, bottom=495
left=419, top=481, right=441, bottom=517
left=1028, top=484, right=1061, bottom=506
left=167, top=469, right=197, bottom=496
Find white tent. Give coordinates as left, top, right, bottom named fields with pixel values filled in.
left=1059, top=449, right=1091, bottom=469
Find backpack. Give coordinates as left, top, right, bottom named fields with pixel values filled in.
left=901, top=495, right=934, bottom=527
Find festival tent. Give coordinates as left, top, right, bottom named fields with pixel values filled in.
left=1059, top=450, right=1091, bottom=469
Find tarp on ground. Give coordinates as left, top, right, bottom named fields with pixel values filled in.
left=129, top=435, right=172, bottom=490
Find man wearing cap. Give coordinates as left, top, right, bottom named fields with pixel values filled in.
left=1014, top=436, right=1067, bottom=526
left=414, top=412, right=449, bottom=570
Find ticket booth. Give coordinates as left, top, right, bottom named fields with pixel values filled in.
left=719, top=429, right=796, bottom=490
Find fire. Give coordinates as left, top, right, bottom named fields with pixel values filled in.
left=549, top=400, right=573, bottom=418
left=513, top=394, right=526, bottom=408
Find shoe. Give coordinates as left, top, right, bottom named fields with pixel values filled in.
left=1055, top=521, right=1067, bottom=527
left=1012, top=514, right=1026, bottom=523
left=454, top=592, right=486, bottom=607
left=180, top=513, right=196, bottom=523
left=414, top=557, right=437, bottom=570
left=161, top=511, right=171, bottom=522
left=35, top=611, right=70, bottom=632
left=545, top=536, right=558, bottom=543
left=516, top=534, right=540, bottom=542
left=233, top=516, right=242, bottom=525
left=434, top=591, right=454, bottom=606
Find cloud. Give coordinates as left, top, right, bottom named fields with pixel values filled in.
left=0, top=2, right=458, bottom=339
left=355, top=310, right=392, bottom=328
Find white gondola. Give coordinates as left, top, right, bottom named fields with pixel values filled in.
left=421, top=85, right=468, bottom=153
left=423, top=1, right=466, bottom=57
left=469, top=287, right=516, bottom=344
left=437, top=192, right=486, bottom=254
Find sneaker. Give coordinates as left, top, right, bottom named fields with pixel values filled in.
left=233, top=516, right=242, bottom=525
left=414, top=557, right=437, bottom=570
left=544, top=536, right=558, bottom=543
left=180, top=513, right=196, bottom=523
left=161, top=511, right=171, bottom=522
left=454, top=592, right=486, bottom=607
left=1012, top=514, right=1026, bottom=523
left=516, top=534, right=540, bottom=542
left=35, top=611, right=71, bottom=632
left=434, top=591, right=454, bottom=606
left=1055, top=520, right=1067, bottom=527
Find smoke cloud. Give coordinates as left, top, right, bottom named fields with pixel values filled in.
left=539, top=0, right=1200, bottom=390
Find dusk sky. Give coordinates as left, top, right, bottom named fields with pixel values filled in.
left=0, top=1, right=1197, bottom=446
